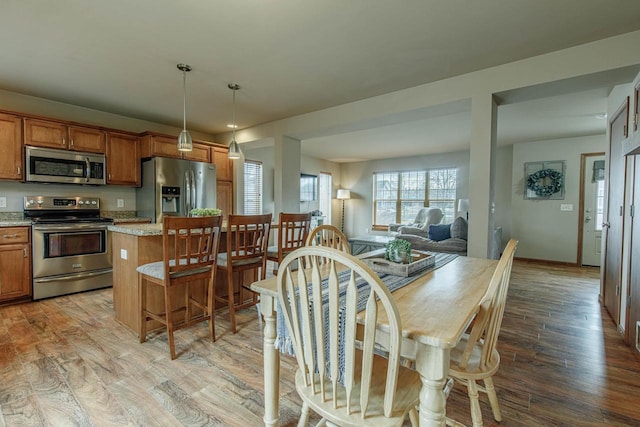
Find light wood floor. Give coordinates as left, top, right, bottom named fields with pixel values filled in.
left=1, top=260, right=640, bottom=426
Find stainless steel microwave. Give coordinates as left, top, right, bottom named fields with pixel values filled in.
left=25, top=146, right=106, bottom=185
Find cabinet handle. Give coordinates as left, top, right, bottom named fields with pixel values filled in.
left=71, top=138, right=74, bottom=147
left=62, top=137, right=66, bottom=146
left=23, top=248, right=28, bottom=258
left=16, top=166, right=21, bottom=175
left=2, top=234, right=19, bottom=239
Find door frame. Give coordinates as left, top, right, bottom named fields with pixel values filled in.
left=577, top=152, right=606, bottom=266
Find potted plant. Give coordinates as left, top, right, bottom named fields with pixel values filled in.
left=385, top=238, right=413, bottom=264
left=189, top=208, right=222, bottom=217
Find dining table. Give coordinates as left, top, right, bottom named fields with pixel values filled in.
left=250, top=250, right=498, bottom=426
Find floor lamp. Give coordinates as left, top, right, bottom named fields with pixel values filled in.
left=337, top=189, right=351, bottom=233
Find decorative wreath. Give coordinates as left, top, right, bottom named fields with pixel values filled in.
left=527, top=168, right=564, bottom=197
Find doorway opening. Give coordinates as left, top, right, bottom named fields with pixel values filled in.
left=578, top=152, right=606, bottom=267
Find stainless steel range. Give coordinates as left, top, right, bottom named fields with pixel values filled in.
left=24, top=196, right=114, bottom=300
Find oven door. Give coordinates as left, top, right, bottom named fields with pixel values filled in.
left=32, top=223, right=112, bottom=278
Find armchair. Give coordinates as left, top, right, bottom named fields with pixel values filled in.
left=388, top=207, right=444, bottom=233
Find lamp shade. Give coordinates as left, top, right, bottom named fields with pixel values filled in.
left=228, top=140, right=241, bottom=159
left=337, top=189, right=351, bottom=200
left=457, top=198, right=469, bottom=216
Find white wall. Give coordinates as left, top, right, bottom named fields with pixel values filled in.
left=241, top=146, right=341, bottom=222
left=340, top=150, right=470, bottom=237
left=494, top=145, right=514, bottom=251
left=511, top=135, right=606, bottom=262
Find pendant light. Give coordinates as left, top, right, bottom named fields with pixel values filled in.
left=228, top=83, right=242, bottom=159
left=177, top=63, right=193, bottom=152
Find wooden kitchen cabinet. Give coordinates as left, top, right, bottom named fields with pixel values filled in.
left=106, top=132, right=140, bottom=186
left=0, top=112, right=23, bottom=181
left=184, top=142, right=211, bottom=162
left=24, top=118, right=105, bottom=153
left=216, top=179, right=234, bottom=224
left=212, top=146, right=234, bottom=181
left=0, top=227, right=31, bottom=303
left=140, top=132, right=211, bottom=162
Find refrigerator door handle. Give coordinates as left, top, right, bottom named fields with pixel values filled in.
left=184, top=170, right=191, bottom=213
left=190, top=169, right=196, bottom=211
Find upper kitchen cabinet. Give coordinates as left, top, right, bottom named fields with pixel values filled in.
left=106, top=132, right=140, bottom=186
left=0, top=112, right=24, bottom=181
left=24, top=118, right=106, bottom=153
left=140, top=132, right=211, bottom=162
left=212, top=146, right=233, bottom=181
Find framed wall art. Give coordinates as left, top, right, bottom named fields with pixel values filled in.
left=524, top=160, right=565, bottom=200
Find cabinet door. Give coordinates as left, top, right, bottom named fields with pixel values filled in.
left=0, top=227, right=30, bottom=301
left=0, top=113, right=23, bottom=180
left=68, top=126, right=106, bottom=153
left=24, top=118, right=68, bottom=149
left=216, top=180, right=234, bottom=224
left=184, top=142, right=211, bottom=162
left=212, top=147, right=234, bottom=181
left=107, top=133, right=140, bottom=186
left=150, top=135, right=181, bottom=159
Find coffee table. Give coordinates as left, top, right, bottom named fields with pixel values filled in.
left=348, top=234, right=394, bottom=255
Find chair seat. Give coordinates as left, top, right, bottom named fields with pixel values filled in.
left=449, top=334, right=501, bottom=379
left=216, top=252, right=264, bottom=268
left=296, top=352, right=421, bottom=427
left=137, top=258, right=211, bottom=280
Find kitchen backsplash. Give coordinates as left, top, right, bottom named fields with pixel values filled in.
left=0, top=181, right=136, bottom=211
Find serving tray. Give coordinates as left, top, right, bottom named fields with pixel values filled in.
left=362, top=250, right=435, bottom=277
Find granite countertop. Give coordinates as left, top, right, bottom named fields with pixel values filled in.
left=111, top=217, right=152, bottom=224
left=108, top=223, right=162, bottom=236
left=0, top=220, right=32, bottom=227
left=0, top=212, right=30, bottom=227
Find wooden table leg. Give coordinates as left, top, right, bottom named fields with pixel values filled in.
left=261, top=295, right=280, bottom=426
left=415, top=342, right=449, bottom=426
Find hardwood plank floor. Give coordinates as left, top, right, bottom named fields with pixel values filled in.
left=1, top=260, right=639, bottom=426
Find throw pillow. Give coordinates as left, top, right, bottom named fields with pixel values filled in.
left=428, top=224, right=451, bottom=241
left=450, top=216, right=468, bottom=240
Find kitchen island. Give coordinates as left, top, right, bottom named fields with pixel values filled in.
left=109, top=222, right=269, bottom=335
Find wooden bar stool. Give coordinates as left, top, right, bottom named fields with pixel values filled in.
left=137, top=215, right=221, bottom=360
left=215, top=213, right=272, bottom=334
left=266, top=212, right=311, bottom=274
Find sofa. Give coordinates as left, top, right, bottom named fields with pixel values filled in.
left=395, top=216, right=468, bottom=255
left=388, top=207, right=444, bottom=233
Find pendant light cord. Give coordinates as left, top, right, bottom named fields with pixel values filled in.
left=182, top=69, right=187, bottom=131
left=232, top=86, right=236, bottom=141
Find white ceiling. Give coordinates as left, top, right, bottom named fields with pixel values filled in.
left=2, top=0, right=640, bottom=162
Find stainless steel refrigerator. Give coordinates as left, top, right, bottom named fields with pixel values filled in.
left=136, top=157, right=217, bottom=223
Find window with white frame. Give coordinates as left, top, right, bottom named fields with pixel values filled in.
left=244, top=160, right=263, bottom=215
left=372, top=168, right=457, bottom=228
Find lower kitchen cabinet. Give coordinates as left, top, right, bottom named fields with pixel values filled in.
left=0, top=227, right=31, bottom=304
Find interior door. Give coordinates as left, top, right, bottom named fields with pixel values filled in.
left=628, top=157, right=640, bottom=350
left=581, top=154, right=605, bottom=266
left=603, top=98, right=629, bottom=325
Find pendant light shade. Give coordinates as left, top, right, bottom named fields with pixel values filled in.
left=177, top=64, right=193, bottom=152
left=228, top=83, right=242, bottom=160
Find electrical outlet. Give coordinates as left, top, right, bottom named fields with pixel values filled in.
left=117, top=199, right=125, bottom=208
left=0, top=197, right=6, bottom=208
left=120, top=249, right=128, bottom=260
left=560, top=204, right=573, bottom=211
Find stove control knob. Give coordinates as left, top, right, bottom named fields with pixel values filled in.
left=91, top=200, right=97, bottom=205
left=27, top=199, right=34, bottom=206
left=78, top=200, right=84, bottom=205
left=37, top=200, right=44, bottom=205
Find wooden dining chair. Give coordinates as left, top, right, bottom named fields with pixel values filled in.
left=137, top=215, right=221, bottom=360
left=305, top=224, right=351, bottom=253
left=215, top=213, right=272, bottom=334
left=446, top=239, right=518, bottom=427
left=266, top=212, right=312, bottom=274
left=277, top=246, right=420, bottom=426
